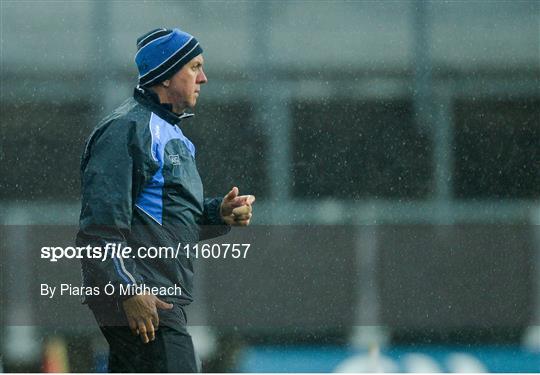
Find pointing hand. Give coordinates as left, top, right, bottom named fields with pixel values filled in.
left=220, top=186, right=255, bottom=226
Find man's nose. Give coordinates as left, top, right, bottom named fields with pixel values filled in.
left=197, top=69, right=208, bottom=84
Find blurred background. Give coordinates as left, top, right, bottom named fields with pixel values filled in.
left=1, top=0, right=539, bottom=372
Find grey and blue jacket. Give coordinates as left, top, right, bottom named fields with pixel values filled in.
left=76, top=86, right=229, bottom=305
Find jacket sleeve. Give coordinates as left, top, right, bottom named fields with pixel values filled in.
left=199, top=197, right=231, bottom=240
left=76, top=120, right=144, bottom=300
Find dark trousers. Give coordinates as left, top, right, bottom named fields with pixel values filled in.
left=89, top=300, right=200, bottom=373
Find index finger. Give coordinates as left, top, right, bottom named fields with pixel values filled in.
left=146, top=318, right=156, bottom=342
left=152, top=310, right=160, bottom=331
left=237, top=195, right=255, bottom=205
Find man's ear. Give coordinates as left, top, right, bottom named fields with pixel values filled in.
left=162, top=80, right=170, bottom=88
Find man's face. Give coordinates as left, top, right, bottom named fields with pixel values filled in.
left=166, top=54, right=207, bottom=112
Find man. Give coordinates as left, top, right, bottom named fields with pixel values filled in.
left=76, top=27, right=254, bottom=372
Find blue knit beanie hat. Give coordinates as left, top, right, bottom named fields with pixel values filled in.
left=135, top=28, right=203, bottom=87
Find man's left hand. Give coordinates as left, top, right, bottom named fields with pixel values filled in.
left=220, top=186, right=255, bottom=226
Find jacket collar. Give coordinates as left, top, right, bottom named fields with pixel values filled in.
left=133, top=85, right=194, bottom=125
